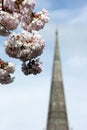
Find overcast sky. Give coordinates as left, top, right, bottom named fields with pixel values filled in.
left=0, top=0, right=87, bottom=130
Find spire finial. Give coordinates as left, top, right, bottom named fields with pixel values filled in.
left=54, top=28, right=59, bottom=61
left=56, top=28, right=58, bottom=36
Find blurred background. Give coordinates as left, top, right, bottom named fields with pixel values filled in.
left=0, top=0, right=87, bottom=130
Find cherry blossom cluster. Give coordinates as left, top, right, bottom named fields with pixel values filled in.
left=0, top=0, right=49, bottom=84
left=0, top=59, right=15, bottom=84
left=21, top=8, right=49, bottom=32
left=0, top=10, right=19, bottom=35
left=22, top=58, right=42, bottom=75
left=4, top=30, right=45, bottom=61
left=0, top=0, right=49, bottom=36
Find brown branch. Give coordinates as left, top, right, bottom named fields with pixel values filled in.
left=2, top=0, right=4, bottom=11
left=0, top=22, right=11, bottom=34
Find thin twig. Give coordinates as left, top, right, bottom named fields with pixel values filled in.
left=2, top=0, right=4, bottom=11
left=0, top=22, right=11, bottom=34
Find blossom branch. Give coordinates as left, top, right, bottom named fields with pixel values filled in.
left=2, top=0, right=4, bottom=11
left=0, top=22, right=11, bottom=34
left=0, top=0, right=49, bottom=84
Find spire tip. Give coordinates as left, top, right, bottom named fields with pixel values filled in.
left=56, top=28, right=58, bottom=36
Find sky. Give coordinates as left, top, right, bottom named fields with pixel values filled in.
left=0, top=0, right=87, bottom=130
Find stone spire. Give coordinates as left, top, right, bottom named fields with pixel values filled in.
left=46, top=29, right=69, bottom=130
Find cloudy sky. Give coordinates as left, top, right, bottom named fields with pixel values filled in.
left=0, top=0, right=87, bottom=130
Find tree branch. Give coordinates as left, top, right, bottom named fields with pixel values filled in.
left=2, top=0, right=4, bottom=11
left=0, top=22, right=11, bottom=34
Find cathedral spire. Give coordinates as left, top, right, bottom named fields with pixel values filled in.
left=46, top=29, right=69, bottom=130
left=54, top=29, right=60, bottom=61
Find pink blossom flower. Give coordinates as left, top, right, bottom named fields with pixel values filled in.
left=0, top=75, right=15, bottom=85
left=0, top=59, right=15, bottom=84
left=0, top=11, right=19, bottom=31
left=21, top=58, right=42, bottom=75
left=0, top=0, right=49, bottom=81
left=3, top=0, right=35, bottom=14
left=21, top=8, right=49, bottom=32
left=4, top=31, right=45, bottom=62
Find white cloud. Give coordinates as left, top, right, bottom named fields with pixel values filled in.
left=63, top=75, right=87, bottom=130
left=65, top=56, right=87, bottom=69
left=68, top=5, right=87, bottom=24
left=42, top=5, right=87, bottom=60
left=0, top=84, right=50, bottom=130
